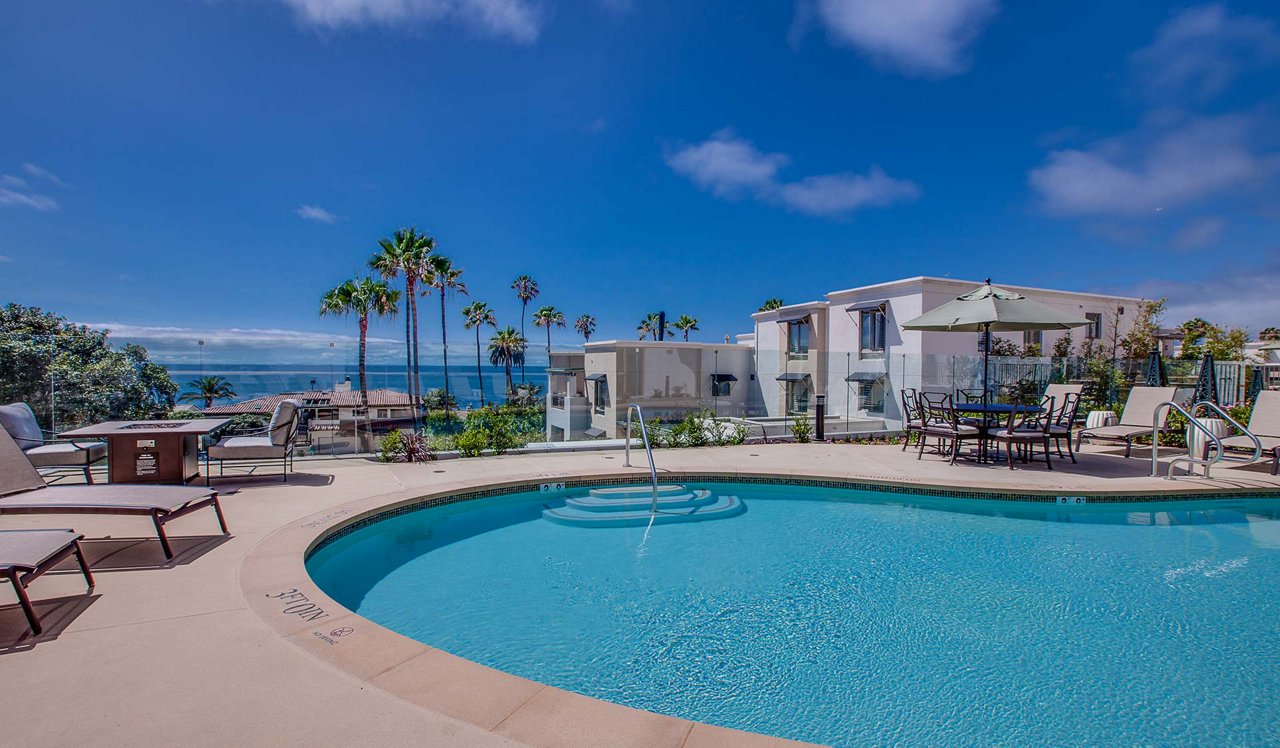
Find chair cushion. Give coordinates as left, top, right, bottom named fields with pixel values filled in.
left=1079, top=425, right=1149, bottom=440
left=989, top=428, right=1043, bottom=440
left=208, top=436, right=287, bottom=460
left=25, top=441, right=107, bottom=467
left=269, top=400, right=299, bottom=446
left=924, top=424, right=979, bottom=436
left=0, top=402, right=44, bottom=451
left=1048, top=425, right=1072, bottom=435
left=1220, top=434, right=1280, bottom=453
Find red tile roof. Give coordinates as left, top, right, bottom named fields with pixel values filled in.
left=201, top=388, right=413, bottom=415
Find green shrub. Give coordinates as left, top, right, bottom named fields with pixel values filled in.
left=790, top=414, right=813, bottom=443
left=378, top=429, right=404, bottom=462
left=454, top=428, right=488, bottom=457
left=377, top=429, right=436, bottom=462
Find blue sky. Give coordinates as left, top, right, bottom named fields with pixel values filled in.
left=2, top=0, right=1279, bottom=361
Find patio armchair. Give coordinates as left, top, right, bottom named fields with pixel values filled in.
left=206, top=400, right=299, bottom=484
left=0, top=402, right=106, bottom=483
left=1218, top=390, right=1280, bottom=475
left=1076, top=386, right=1178, bottom=458
left=899, top=388, right=922, bottom=451
left=916, top=392, right=981, bottom=465
left=987, top=396, right=1055, bottom=471
left=1, top=528, right=94, bottom=635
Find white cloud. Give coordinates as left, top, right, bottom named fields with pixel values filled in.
left=272, top=0, right=544, bottom=42
left=1171, top=216, right=1228, bottom=250
left=808, top=0, right=998, bottom=77
left=296, top=204, right=340, bottom=223
left=1126, top=250, right=1280, bottom=331
left=22, top=162, right=66, bottom=187
left=0, top=175, right=29, bottom=189
left=777, top=168, right=921, bottom=215
left=1131, top=4, right=1280, bottom=102
left=0, top=254, right=12, bottom=263
left=82, top=322, right=400, bottom=347
left=665, top=129, right=789, bottom=197
left=0, top=188, right=58, bottom=212
left=666, top=129, right=920, bottom=218
left=1028, top=114, right=1278, bottom=217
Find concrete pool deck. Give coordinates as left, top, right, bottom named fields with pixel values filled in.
left=4, top=442, right=1280, bottom=746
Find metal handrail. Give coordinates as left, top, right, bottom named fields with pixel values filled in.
left=1151, top=400, right=1260, bottom=479
left=623, top=404, right=660, bottom=513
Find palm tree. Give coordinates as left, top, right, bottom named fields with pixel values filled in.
left=321, top=276, right=400, bottom=406
left=462, top=301, right=498, bottom=406
left=673, top=314, right=700, bottom=341
left=511, top=275, right=539, bottom=383
left=424, top=255, right=467, bottom=417
left=574, top=314, right=596, bottom=343
left=179, top=375, right=237, bottom=408
left=488, top=326, right=527, bottom=400
left=532, top=305, right=566, bottom=360
left=638, top=312, right=669, bottom=341
left=370, top=227, right=434, bottom=407
left=758, top=297, right=784, bottom=312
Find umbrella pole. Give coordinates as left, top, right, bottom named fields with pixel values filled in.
left=983, top=322, right=991, bottom=405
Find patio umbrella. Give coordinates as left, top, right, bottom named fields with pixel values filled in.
left=900, top=279, right=1090, bottom=400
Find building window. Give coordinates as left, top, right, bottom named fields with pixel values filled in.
left=859, top=309, right=886, bottom=358
left=592, top=380, right=609, bottom=415
left=859, top=381, right=884, bottom=414
left=1023, top=330, right=1043, bottom=349
left=786, top=379, right=810, bottom=414
left=787, top=320, right=810, bottom=359
left=1085, top=312, right=1103, bottom=339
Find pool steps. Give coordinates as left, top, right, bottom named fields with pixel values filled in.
left=542, top=484, right=746, bottom=528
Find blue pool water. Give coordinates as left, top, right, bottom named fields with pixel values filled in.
left=306, top=483, right=1280, bottom=746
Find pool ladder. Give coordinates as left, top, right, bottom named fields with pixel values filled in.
left=623, top=403, right=660, bottom=513
left=1151, top=400, right=1262, bottom=479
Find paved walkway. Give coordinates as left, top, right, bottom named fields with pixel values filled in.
left=3, top=443, right=1277, bottom=746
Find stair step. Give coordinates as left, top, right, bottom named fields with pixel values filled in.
left=565, top=489, right=714, bottom=513
left=542, top=496, right=746, bottom=528
left=588, top=484, right=686, bottom=499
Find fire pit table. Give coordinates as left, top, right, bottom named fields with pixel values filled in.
left=59, top=419, right=230, bottom=485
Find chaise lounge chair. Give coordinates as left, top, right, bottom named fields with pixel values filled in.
left=1, top=528, right=94, bottom=635
left=1219, top=390, right=1280, bottom=475
left=1076, top=386, right=1177, bottom=458
left=0, top=402, right=107, bottom=483
left=0, top=427, right=228, bottom=560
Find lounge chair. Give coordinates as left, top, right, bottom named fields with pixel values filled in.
left=1076, top=386, right=1178, bottom=458
left=206, top=400, right=299, bottom=484
left=1219, top=390, right=1280, bottom=475
left=1, top=528, right=94, bottom=635
left=0, top=427, right=228, bottom=560
left=0, top=402, right=106, bottom=483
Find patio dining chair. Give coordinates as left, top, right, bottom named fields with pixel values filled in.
left=899, top=388, right=922, bottom=451
left=0, top=402, right=106, bottom=483
left=955, top=388, right=987, bottom=404
left=916, top=392, right=981, bottom=465
left=987, top=395, right=1055, bottom=471
left=1048, top=391, right=1082, bottom=463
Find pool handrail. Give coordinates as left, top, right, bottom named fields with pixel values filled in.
left=623, top=403, right=660, bottom=513
left=1152, top=400, right=1262, bottom=479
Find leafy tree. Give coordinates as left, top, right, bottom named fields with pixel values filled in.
left=758, top=297, right=784, bottom=312
left=989, top=337, right=1020, bottom=357
left=1178, top=317, right=1216, bottom=360
left=1260, top=326, right=1280, bottom=342
left=673, top=314, right=700, bottom=341
left=574, top=314, right=596, bottom=343
left=425, top=255, right=467, bottom=417
left=1205, top=326, right=1250, bottom=361
left=421, top=387, right=458, bottom=411
left=1119, top=298, right=1166, bottom=359
left=0, top=304, right=178, bottom=428
left=1020, top=343, right=1042, bottom=358
left=320, top=276, right=399, bottom=406
left=180, top=375, right=237, bottom=408
left=488, top=326, right=527, bottom=399
left=462, top=301, right=497, bottom=406
left=370, top=227, right=434, bottom=407
left=532, top=305, right=565, bottom=358
left=511, top=275, right=539, bottom=383
left=1051, top=335, right=1073, bottom=359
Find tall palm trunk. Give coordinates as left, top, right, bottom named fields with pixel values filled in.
left=440, top=293, right=451, bottom=418
left=545, top=327, right=551, bottom=359
left=402, top=286, right=412, bottom=405
left=505, top=360, right=513, bottom=396
left=358, top=316, right=369, bottom=406
left=474, top=327, right=485, bottom=407
left=408, top=278, right=420, bottom=408
left=519, top=300, right=527, bottom=383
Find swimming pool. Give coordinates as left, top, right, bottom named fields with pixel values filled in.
left=306, top=481, right=1280, bottom=746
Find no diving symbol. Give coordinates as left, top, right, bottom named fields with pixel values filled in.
left=329, top=626, right=354, bottom=638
